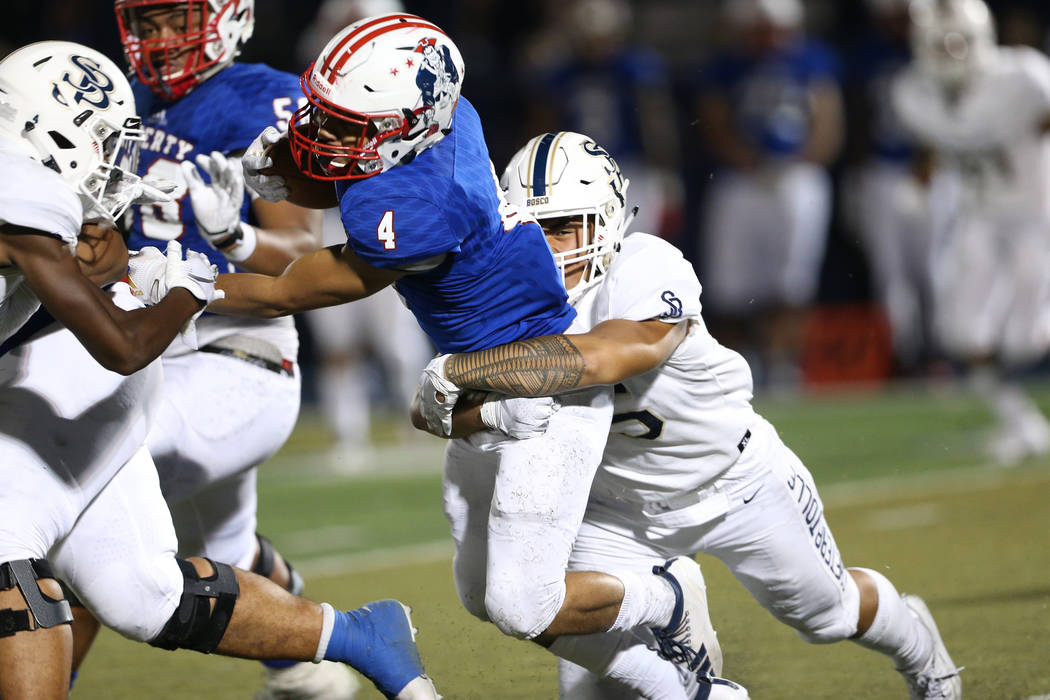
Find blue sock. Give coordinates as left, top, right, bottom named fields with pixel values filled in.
left=261, top=658, right=299, bottom=670
left=69, top=669, right=78, bottom=691
left=324, top=600, right=424, bottom=699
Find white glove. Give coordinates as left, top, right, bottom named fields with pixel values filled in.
left=127, top=177, right=178, bottom=206
left=126, top=245, right=168, bottom=304
left=242, top=126, right=290, bottom=203
left=182, top=152, right=257, bottom=262
left=164, top=239, right=224, bottom=306
left=418, top=354, right=462, bottom=437
left=480, top=394, right=559, bottom=439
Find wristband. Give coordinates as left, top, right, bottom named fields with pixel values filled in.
left=218, top=222, right=258, bottom=263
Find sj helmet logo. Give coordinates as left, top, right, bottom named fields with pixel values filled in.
left=51, top=55, right=115, bottom=109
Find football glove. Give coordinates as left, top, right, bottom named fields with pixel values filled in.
left=480, top=394, right=559, bottom=439
left=419, top=354, right=462, bottom=437
left=242, top=126, right=290, bottom=203
left=126, top=245, right=167, bottom=304
left=182, top=152, right=257, bottom=262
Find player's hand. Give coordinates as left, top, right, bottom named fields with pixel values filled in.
left=163, top=239, right=224, bottom=307
left=243, top=126, right=290, bottom=202
left=480, top=394, right=559, bottom=439
left=126, top=245, right=168, bottom=304
left=181, top=151, right=252, bottom=259
left=419, top=354, right=462, bottom=437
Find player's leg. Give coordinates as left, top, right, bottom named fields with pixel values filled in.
left=52, top=445, right=438, bottom=699
left=0, top=559, right=72, bottom=700
left=443, top=433, right=503, bottom=621
left=548, top=499, right=745, bottom=700
left=706, top=417, right=959, bottom=698
left=482, top=387, right=614, bottom=640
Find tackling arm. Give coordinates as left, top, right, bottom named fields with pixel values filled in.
left=445, top=318, right=689, bottom=397
left=4, top=225, right=204, bottom=375
left=210, top=243, right=404, bottom=317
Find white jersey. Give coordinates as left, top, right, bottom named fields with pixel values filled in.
left=892, top=46, right=1050, bottom=219
left=0, top=137, right=81, bottom=344
left=570, top=233, right=756, bottom=506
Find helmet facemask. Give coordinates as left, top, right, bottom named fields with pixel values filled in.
left=115, top=0, right=254, bottom=100
left=288, top=71, right=420, bottom=180
left=540, top=198, right=628, bottom=302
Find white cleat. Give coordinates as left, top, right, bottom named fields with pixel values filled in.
left=255, top=660, right=361, bottom=700
left=899, top=595, right=962, bottom=700
left=395, top=674, right=442, bottom=700
left=651, top=556, right=724, bottom=681
left=694, top=676, right=750, bottom=700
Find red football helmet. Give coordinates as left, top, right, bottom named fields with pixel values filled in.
left=288, top=12, right=465, bottom=181
left=114, top=0, right=254, bottom=100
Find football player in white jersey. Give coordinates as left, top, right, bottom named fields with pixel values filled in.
left=64, top=2, right=356, bottom=697
left=0, top=40, right=438, bottom=700
left=892, top=0, right=1050, bottom=465
left=417, top=132, right=962, bottom=700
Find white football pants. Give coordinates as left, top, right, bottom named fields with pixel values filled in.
left=442, top=386, right=613, bottom=640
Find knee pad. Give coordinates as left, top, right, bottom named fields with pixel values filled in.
left=794, top=569, right=860, bottom=645
left=485, top=570, right=565, bottom=640
left=0, top=558, right=72, bottom=637
left=149, top=558, right=239, bottom=654
left=252, top=533, right=303, bottom=596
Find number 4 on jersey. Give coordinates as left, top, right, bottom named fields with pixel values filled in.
left=377, top=210, right=397, bottom=250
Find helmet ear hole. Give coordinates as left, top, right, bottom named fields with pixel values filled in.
left=47, top=131, right=76, bottom=149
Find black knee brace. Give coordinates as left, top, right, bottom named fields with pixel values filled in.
left=0, top=558, right=73, bottom=637
left=149, top=558, right=239, bottom=654
left=252, top=533, right=303, bottom=596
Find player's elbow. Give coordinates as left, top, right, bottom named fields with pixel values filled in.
left=94, top=348, right=149, bottom=376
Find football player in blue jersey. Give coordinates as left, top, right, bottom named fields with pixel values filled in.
left=695, top=0, right=844, bottom=388
left=211, top=12, right=724, bottom=694
left=56, top=1, right=387, bottom=697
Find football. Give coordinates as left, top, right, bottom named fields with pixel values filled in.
left=261, top=136, right=340, bottom=210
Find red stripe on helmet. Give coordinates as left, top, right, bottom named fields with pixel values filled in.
left=318, top=13, right=426, bottom=79
left=322, top=19, right=448, bottom=84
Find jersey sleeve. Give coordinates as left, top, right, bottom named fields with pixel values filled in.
left=604, top=234, right=701, bottom=324
left=340, top=194, right=461, bottom=269
left=0, top=155, right=80, bottom=248
left=1016, top=47, right=1050, bottom=124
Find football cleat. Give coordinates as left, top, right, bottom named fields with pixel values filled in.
left=331, top=600, right=440, bottom=700
left=650, top=556, right=724, bottom=681
left=694, top=675, right=750, bottom=700
left=255, top=659, right=361, bottom=699
left=898, top=595, right=962, bottom=700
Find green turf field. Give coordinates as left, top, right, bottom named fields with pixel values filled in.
left=72, top=382, right=1050, bottom=699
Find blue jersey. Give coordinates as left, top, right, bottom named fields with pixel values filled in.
left=849, top=36, right=914, bottom=164
left=536, top=49, right=671, bottom=163
left=701, top=40, right=840, bottom=157
left=335, top=98, right=576, bottom=353
left=126, top=63, right=304, bottom=270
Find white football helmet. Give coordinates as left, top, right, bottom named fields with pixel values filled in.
left=115, top=0, right=254, bottom=100
left=0, top=41, right=148, bottom=224
left=910, top=0, right=996, bottom=87
left=289, top=12, right=465, bottom=180
left=501, top=132, right=631, bottom=301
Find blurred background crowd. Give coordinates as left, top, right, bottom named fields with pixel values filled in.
left=7, top=0, right=1050, bottom=463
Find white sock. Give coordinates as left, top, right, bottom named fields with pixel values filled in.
left=551, top=631, right=688, bottom=700
left=851, top=568, right=932, bottom=674
left=607, top=569, right=676, bottom=632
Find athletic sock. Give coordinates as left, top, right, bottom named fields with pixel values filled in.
left=851, top=568, right=932, bottom=674
left=551, top=630, right=687, bottom=699
left=607, top=569, right=676, bottom=632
